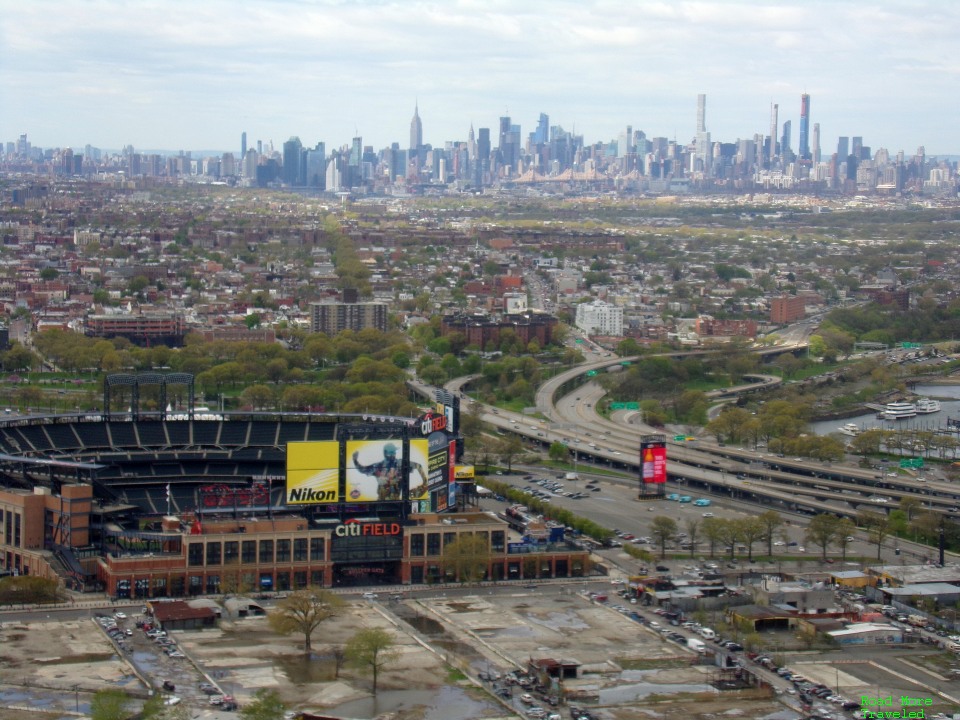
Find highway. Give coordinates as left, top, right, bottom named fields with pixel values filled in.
left=412, top=373, right=960, bottom=525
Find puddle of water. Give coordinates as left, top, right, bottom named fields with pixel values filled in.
left=599, top=681, right=715, bottom=704
left=278, top=654, right=339, bottom=684
left=402, top=613, right=445, bottom=636
left=327, top=684, right=501, bottom=720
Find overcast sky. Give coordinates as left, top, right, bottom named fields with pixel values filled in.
left=2, top=0, right=957, bottom=156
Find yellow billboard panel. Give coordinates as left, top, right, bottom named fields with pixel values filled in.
left=286, top=441, right=340, bottom=504
left=454, top=465, right=475, bottom=480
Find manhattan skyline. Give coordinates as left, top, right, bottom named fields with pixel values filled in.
left=2, top=0, right=958, bottom=154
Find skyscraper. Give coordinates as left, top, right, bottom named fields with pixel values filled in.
left=409, top=104, right=422, bottom=152
left=498, top=116, right=514, bottom=169
left=282, top=136, right=303, bottom=186
left=798, top=93, right=810, bottom=160
left=694, top=94, right=710, bottom=174
left=851, top=136, right=863, bottom=161
left=837, top=136, right=849, bottom=161
left=241, top=131, right=247, bottom=160
left=781, top=120, right=792, bottom=158
left=533, top=113, right=549, bottom=145
left=812, top=122, right=821, bottom=165
left=477, top=127, right=490, bottom=186
left=768, top=103, right=778, bottom=167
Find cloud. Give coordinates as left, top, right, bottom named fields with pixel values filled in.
left=2, top=0, right=958, bottom=153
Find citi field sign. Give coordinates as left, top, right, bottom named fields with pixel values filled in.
left=418, top=410, right=447, bottom=435
left=334, top=519, right=403, bottom=537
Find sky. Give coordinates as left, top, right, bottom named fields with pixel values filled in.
left=2, top=0, right=958, bottom=156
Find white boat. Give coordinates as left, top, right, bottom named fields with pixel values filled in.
left=884, top=401, right=917, bottom=420
left=837, top=423, right=861, bottom=436
left=914, top=398, right=941, bottom=414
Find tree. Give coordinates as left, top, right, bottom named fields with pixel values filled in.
left=858, top=509, right=894, bottom=560
left=899, top=497, right=921, bottom=522
left=345, top=627, right=400, bottom=695
left=495, top=435, right=524, bottom=472
left=836, top=517, right=856, bottom=562
left=548, top=441, right=569, bottom=462
left=268, top=587, right=345, bottom=655
left=716, top=518, right=742, bottom=560
left=758, top=510, right=784, bottom=557
left=239, top=688, right=285, bottom=720
left=702, top=517, right=725, bottom=558
left=737, top=517, right=766, bottom=561
left=650, top=516, right=677, bottom=559
left=684, top=518, right=700, bottom=558
left=442, top=533, right=491, bottom=583
left=90, top=689, right=130, bottom=720
left=806, top=514, right=841, bottom=560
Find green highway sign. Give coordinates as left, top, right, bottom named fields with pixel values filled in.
left=610, top=402, right=639, bottom=410
left=901, top=342, right=922, bottom=349
left=574, top=338, right=583, bottom=344
left=620, top=361, right=632, bottom=367
left=586, top=370, right=598, bottom=377
left=674, top=435, right=686, bottom=442
left=899, top=458, right=924, bottom=469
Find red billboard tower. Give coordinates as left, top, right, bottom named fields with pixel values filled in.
left=639, top=434, right=667, bottom=499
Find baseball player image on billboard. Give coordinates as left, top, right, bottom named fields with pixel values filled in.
left=347, top=439, right=428, bottom=502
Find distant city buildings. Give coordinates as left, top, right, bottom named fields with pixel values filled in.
left=4, top=91, right=954, bottom=197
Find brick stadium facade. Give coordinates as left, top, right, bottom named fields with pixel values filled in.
left=0, top=413, right=589, bottom=598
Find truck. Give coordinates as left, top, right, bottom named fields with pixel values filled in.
left=907, top=615, right=928, bottom=628
left=687, top=638, right=706, bottom=653
left=565, top=472, right=579, bottom=481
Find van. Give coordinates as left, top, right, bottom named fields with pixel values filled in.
left=699, top=627, right=716, bottom=640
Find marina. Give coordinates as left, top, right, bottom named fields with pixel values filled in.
left=812, top=384, right=960, bottom=439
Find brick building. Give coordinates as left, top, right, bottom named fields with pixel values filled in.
left=769, top=295, right=806, bottom=324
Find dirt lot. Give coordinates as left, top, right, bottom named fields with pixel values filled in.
left=0, top=616, right=143, bottom=717
left=0, top=590, right=796, bottom=719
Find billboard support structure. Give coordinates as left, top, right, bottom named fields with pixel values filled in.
left=639, top=433, right=667, bottom=500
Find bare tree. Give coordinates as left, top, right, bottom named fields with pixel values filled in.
left=758, top=510, right=784, bottom=557
left=684, top=518, right=700, bottom=558
left=650, top=516, right=678, bottom=559
left=806, top=514, right=841, bottom=560
left=858, top=509, right=894, bottom=561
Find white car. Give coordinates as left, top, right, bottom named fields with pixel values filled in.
left=774, top=541, right=785, bottom=546
left=361, top=592, right=379, bottom=600
left=702, top=512, right=715, bottom=518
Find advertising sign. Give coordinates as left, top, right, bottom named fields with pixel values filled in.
left=286, top=441, right=341, bottom=504
left=347, top=439, right=428, bottom=502
left=409, top=438, right=429, bottom=511
left=447, top=439, right=458, bottom=508
left=641, top=440, right=667, bottom=484
left=454, top=465, right=475, bottom=480
left=427, top=431, right=450, bottom=490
